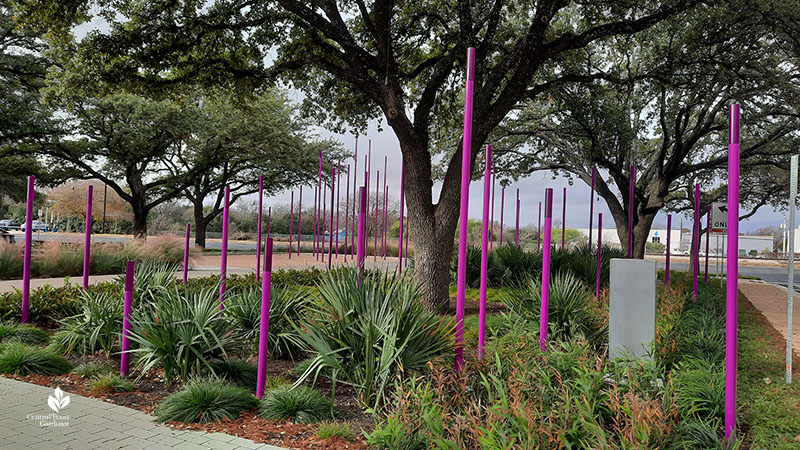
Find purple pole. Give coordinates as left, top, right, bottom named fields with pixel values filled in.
left=352, top=139, right=358, bottom=259
left=478, top=145, right=492, bottom=360
left=183, top=223, right=190, bottom=286
left=595, top=213, right=602, bottom=299
left=666, top=214, right=672, bottom=285
left=357, top=187, right=367, bottom=283
left=297, top=186, right=302, bottom=256
left=336, top=162, right=341, bottom=258
left=693, top=184, right=699, bottom=302
left=382, top=156, right=388, bottom=257
left=345, top=166, right=350, bottom=262
left=374, top=170, right=380, bottom=261
left=313, top=186, right=318, bottom=258
left=561, top=187, right=566, bottom=250
left=490, top=167, right=495, bottom=249
left=256, top=238, right=273, bottom=399
left=404, top=214, right=409, bottom=268
left=288, top=191, right=294, bottom=260
left=120, top=260, right=134, bottom=377
left=705, top=205, right=710, bottom=283
left=21, top=176, right=34, bottom=322
left=317, top=151, right=323, bottom=259
left=328, top=167, right=335, bottom=269
left=321, top=183, right=326, bottom=263
left=725, top=104, right=740, bottom=440
left=628, top=165, right=635, bottom=258
left=398, top=162, right=406, bottom=275
left=82, top=184, right=93, bottom=290
left=515, top=189, right=520, bottom=245
left=455, top=47, right=475, bottom=373
left=540, top=188, right=554, bottom=351
left=538, top=201, right=542, bottom=251
left=589, top=167, right=595, bottom=247
left=267, top=207, right=271, bottom=239
left=219, top=186, right=230, bottom=310
left=500, top=187, right=505, bottom=245
left=256, top=176, right=263, bottom=280
left=367, top=141, right=371, bottom=240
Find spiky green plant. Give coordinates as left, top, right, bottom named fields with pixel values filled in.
left=50, top=289, right=122, bottom=356
left=258, top=385, right=333, bottom=423
left=488, top=244, right=541, bottom=286
left=0, top=322, right=49, bottom=345
left=155, top=377, right=258, bottom=423
left=0, top=341, right=72, bottom=375
left=90, top=373, right=136, bottom=393
left=450, top=244, right=482, bottom=288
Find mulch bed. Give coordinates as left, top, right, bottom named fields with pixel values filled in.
left=3, top=353, right=372, bottom=449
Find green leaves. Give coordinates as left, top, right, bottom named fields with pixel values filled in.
left=155, top=377, right=258, bottom=424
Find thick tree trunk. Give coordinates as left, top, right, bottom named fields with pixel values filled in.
left=132, top=207, right=148, bottom=240
left=409, top=210, right=456, bottom=313
left=193, top=202, right=211, bottom=248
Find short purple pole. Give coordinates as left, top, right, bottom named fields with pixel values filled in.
left=382, top=156, right=388, bottom=257
left=490, top=166, right=496, bottom=250
left=321, top=183, right=327, bottom=263
left=628, top=165, right=635, bottom=258
left=21, top=175, right=34, bottom=322
left=288, top=191, right=294, bottom=260
left=256, top=238, right=273, bottom=399
left=313, top=186, right=318, bottom=258
left=540, top=188, right=554, bottom=351
left=589, top=167, right=595, bottom=247
left=537, top=201, right=542, bottom=251
left=256, top=175, right=263, bottom=281
left=666, top=215, right=672, bottom=285
left=183, top=223, right=190, bottom=285
left=344, top=166, right=350, bottom=262
left=455, top=47, right=475, bottom=373
left=317, top=151, right=323, bottom=259
left=267, top=207, right=271, bottom=239
left=478, top=145, right=492, bottom=360
left=561, top=187, right=566, bottom=250
left=404, top=214, right=409, bottom=268
left=693, top=184, right=699, bottom=302
left=374, top=170, right=380, bottom=261
left=120, top=260, right=134, bottom=377
left=357, top=187, right=367, bottom=283
left=725, top=104, right=740, bottom=440
left=297, top=186, right=302, bottom=256
left=82, top=184, right=93, bottom=290
left=219, top=186, right=230, bottom=310
left=595, top=213, right=602, bottom=298
left=515, top=188, right=520, bottom=245
left=336, top=162, right=341, bottom=258
left=328, top=167, right=335, bottom=269
left=500, top=187, right=505, bottom=245
left=352, top=139, right=358, bottom=259
left=705, top=205, right=710, bottom=283
left=398, top=162, right=405, bottom=275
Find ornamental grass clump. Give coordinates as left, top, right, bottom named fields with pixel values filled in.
left=0, top=322, right=49, bottom=345
left=294, top=269, right=454, bottom=409
left=0, top=341, right=72, bottom=375
left=207, top=358, right=258, bottom=389
left=155, top=377, right=258, bottom=423
left=72, top=362, right=115, bottom=378
left=259, top=385, right=333, bottom=423
left=90, top=373, right=136, bottom=393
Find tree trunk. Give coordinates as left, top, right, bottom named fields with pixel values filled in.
left=193, top=201, right=210, bottom=248
left=409, top=211, right=456, bottom=313
left=132, top=208, right=148, bottom=240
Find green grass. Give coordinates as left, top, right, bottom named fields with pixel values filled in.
left=738, top=296, right=800, bottom=448
left=90, top=373, right=136, bottom=393
left=259, top=386, right=334, bottom=423
left=0, top=322, right=49, bottom=345
left=72, top=362, right=115, bottom=378
left=155, top=378, right=259, bottom=423
left=208, top=359, right=258, bottom=389
left=0, top=342, right=72, bottom=375
left=316, top=422, right=355, bottom=441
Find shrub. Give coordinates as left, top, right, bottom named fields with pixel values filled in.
left=227, top=285, right=312, bottom=359
left=72, top=362, right=115, bottom=378
left=155, top=378, right=258, bottom=423
left=0, top=342, right=72, bottom=375
left=450, top=245, right=482, bottom=288
left=316, top=422, right=355, bottom=441
left=258, top=386, right=333, bottom=423
left=117, top=261, right=181, bottom=304
left=0, top=322, right=49, bottom=345
left=294, top=269, right=454, bottom=408
left=487, top=244, right=540, bottom=286
left=126, top=284, right=236, bottom=385
left=90, top=373, right=136, bottom=393
left=50, top=289, right=122, bottom=356
left=208, top=359, right=258, bottom=389
left=672, top=361, right=725, bottom=422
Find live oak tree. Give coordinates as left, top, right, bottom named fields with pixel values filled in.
left=24, top=0, right=703, bottom=309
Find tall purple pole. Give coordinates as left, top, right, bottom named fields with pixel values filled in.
left=382, top=156, right=388, bottom=257
left=693, top=184, right=699, bottom=302
left=725, top=104, right=740, bottom=440
left=321, top=183, right=327, bottom=263
left=490, top=167, right=496, bottom=250
left=595, top=213, right=602, bottom=299
left=288, top=191, right=294, bottom=260
left=628, top=165, right=635, bottom=258
left=357, top=187, right=367, bottom=283
left=561, top=187, right=566, bottom=250
left=455, top=47, right=475, bottom=373
left=183, top=223, right=190, bottom=286
left=256, top=176, right=263, bottom=280
left=398, top=162, right=406, bottom=275
left=344, top=166, right=350, bottom=262
left=267, top=207, right=271, bottom=239
left=666, top=214, right=672, bottom=285
left=120, top=260, right=134, bottom=377
left=328, top=167, right=335, bottom=269
left=374, top=170, right=380, bottom=261
left=352, top=139, right=358, bottom=259
left=589, top=167, right=595, bottom=247
left=82, top=184, right=93, bottom=290
left=21, top=176, right=33, bottom=322
left=500, top=187, right=505, bottom=245
left=256, top=238, right=273, bottom=399
left=297, top=186, right=302, bottom=256
left=219, top=186, right=230, bottom=310
left=336, top=162, right=341, bottom=258
left=313, top=186, right=319, bottom=258
left=540, top=188, right=554, bottom=351
left=515, top=188, right=520, bottom=245
left=705, top=205, right=710, bottom=283
left=478, top=145, right=492, bottom=360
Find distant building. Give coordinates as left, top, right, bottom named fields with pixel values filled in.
left=576, top=227, right=773, bottom=255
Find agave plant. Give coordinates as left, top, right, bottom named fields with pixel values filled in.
left=293, top=268, right=455, bottom=409
left=116, top=261, right=181, bottom=304
left=50, top=289, right=123, bottom=356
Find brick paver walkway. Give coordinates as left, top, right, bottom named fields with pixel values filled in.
left=0, top=377, right=285, bottom=450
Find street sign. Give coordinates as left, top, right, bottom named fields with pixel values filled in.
left=711, top=202, right=727, bottom=233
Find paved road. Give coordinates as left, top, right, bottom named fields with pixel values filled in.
left=658, top=260, right=795, bottom=285
left=7, top=232, right=260, bottom=251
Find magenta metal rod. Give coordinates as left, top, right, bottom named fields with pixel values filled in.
left=500, top=187, right=505, bottom=245
left=352, top=138, right=358, bottom=259
left=328, top=167, right=335, bottom=269
left=666, top=214, right=672, bottom=285
left=595, top=213, right=602, bottom=299
left=693, top=184, right=699, bottom=302
left=82, top=184, right=93, bottom=290
left=336, top=162, right=341, bottom=258
left=313, top=186, right=318, bottom=258
left=289, top=191, right=294, bottom=260
left=367, top=140, right=371, bottom=236
left=256, top=238, right=273, bottom=399
left=317, top=151, right=323, bottom=258
left=515, top=188, right=520, bottom=245
left=705, top=205, right=710, bottom=283
left=725, top=104, right=740, bottom=440
left=398, top=162, right=405, bottom=275
left=561, top=187, right=566, bottom=250
left=267, top=207, right=271, bottom=239
left=382, top=156, right=388, bottom=257
left=628, top=165, right=635, bottom=258
left=21, top=176, right=33, bottom=322
left=478, top=145, right=492, bottom=360
left=404, top=214, right=409, bottom=268
left=490, top=166, right=495, bottom=249
left=357, top=186, right=367, bottom=283
left=297, top=186, right=303, bottom=256
left=374, top=169, right=380, bottom=261
left=256, top=176, right=263, bottom=281
left=538, top=201, right=542, bottom=251
left=120, top=260, right=134, bottom=377
left=219, top=186, right=230, bottom=310
left=455, top=47, right=475, bottom=373
left=183, top=223, right=190, bottom=286
left=589, top=167, right=595, bottom=247
left=344, top=166, right=350, bottom=262
left=321, top=183, right=327, bottom=263
left=540, top=188, right=554, bottom=351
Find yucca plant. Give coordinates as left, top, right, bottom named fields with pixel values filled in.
left=117, top=261, right=181, bottom=304
left=226, top=285, right=312, bottom=359
left=125, top=285, right=236, bottom=385
left=293, top=269, right=455, bottom=409
left=50, top=289, right=123, bottom=356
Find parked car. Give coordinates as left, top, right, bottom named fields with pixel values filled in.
left=0, top=219, right=20, bottom=230
left=20, top=220, right=48, bottom=232
left=0, top=229, right=14, bottom=243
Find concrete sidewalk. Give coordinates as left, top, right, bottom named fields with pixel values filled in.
left=739, top=280, right=800, bottom=360
left=0, top=377, right=284, bottom=450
